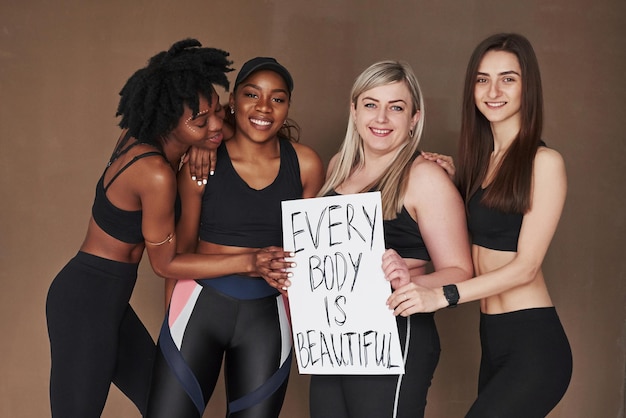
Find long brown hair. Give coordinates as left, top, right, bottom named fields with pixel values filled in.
left=457, top=33, right=544, bottom=214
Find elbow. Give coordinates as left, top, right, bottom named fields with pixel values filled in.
left=509, top=255, right=542, bottom=286
left=445, top=264, right=474, bottom=284
left=151, top=265, right=168, bottom=279
left=457, top=265, right=474, bottom=283
left=518, top=263, right=541, bottom=286
left=150, top=261, right=173, bottom=280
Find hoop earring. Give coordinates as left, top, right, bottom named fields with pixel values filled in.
left=409, top=128, right=414, bottom=137
left=230, top=107, right=235, bottom=115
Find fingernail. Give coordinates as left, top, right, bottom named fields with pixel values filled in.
left=202, top=179, right=207, bottom=185
left=289, top=252, right=295, bottom=257
left=282, top=286, right=288, bottom=290
left=191, top=176, right=197, bottom=181
left=287, top=272, right=293, bottom=278
left=210, top=170, right=215, bottom=176
left=291, top=263, right=296, bottom=268
left=197, top=181, right=203, bottom=186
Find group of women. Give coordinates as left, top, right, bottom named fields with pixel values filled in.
left=46, top=32, right=572, bottom=418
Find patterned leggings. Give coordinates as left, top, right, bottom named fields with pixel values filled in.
left=146, top=276, right=292, bottom=418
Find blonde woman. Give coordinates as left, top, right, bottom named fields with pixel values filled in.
left=309, top=61, right=473, bottom=418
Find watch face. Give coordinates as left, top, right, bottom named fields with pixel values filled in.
left=444, top=285, right=459, bottom=306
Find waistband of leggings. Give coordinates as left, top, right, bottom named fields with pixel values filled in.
left=480, top=306, right=558, bottom=325
left=197, top=274, right=279, bottom=300
left=74, top=251, right=139, bottom=276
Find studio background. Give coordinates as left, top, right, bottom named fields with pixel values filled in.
left=1, top=1, right=624, bottom=417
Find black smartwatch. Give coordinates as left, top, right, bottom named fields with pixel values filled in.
left=443, top=284, right=459, bottom=308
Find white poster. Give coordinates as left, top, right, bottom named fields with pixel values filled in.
left=281, top=192, right=405, bottom=375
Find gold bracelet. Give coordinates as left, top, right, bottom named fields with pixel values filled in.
left=145, top=233, right=174, bottom=246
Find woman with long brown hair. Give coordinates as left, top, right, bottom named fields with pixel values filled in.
left=391, top=33, right=572, bottom=417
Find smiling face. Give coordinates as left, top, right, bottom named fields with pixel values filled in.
left=169, top=90, right=224, bottom=150
left=351, top=81, right=420, bottom=156
left=230, top=69, right=290, bottom=144
left=474, top=50, right=523, bottom=131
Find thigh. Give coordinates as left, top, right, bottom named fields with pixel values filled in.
left=467, top=309, right=572, bottom=418
left=146, top=284, right=234, bottom=418
left=46, top=257, right=135, bottom=417
left=310, top=314, right=440, bottom=418
left=113, top=305, right=156, bottom=416
left=310, top=375, right=349, bottom=418
left=394, top=314, right=440, bottom=418
left=226, top=295, right=292, bottom=418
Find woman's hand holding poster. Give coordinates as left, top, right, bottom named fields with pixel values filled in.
left=281, top=192, right=404, bottom=375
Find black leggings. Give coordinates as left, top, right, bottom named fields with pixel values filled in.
left=309, top=313, right=440, bottom=418
left=466, top=307, right=572, bottom=418
left=45, top=251, right=155, bottom=417
left=146, top=277, right=292, bottom=418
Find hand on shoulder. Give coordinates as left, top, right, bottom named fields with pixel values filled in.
left=420, top=150, right=456, bottom=180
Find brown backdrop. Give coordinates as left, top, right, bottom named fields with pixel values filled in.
left=1, top=1, right=624, bottom=417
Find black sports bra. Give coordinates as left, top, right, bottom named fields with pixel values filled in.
left=467, top=187, right=522, bottom=252
left=91, top=136, right=179, bottom=244
left=384, top=206, right=430, bottom=261
left=327, top=190, right=430, bottom=261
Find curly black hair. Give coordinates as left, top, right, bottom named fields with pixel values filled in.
left=116, top=38, right=233, bottom=147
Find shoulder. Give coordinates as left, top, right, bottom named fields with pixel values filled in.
left=291, top=141, right=320, bottom=159
left=402, top=155, right=465, bottom=222
left=403, top=155, right=462, bottom=211
left=535, top=145, right=564, bottom=166
left=534, top=146, right=566, bottom=180
left=132, top=151, right=176, bottom=192
left=292, top=141, right=324, bottom=172
left=407, top=154, right=456, bottom=189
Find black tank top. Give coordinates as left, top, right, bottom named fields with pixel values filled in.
left=91, top=136, right=177, bottom=244
left=199, top=139, right=303, bottom=247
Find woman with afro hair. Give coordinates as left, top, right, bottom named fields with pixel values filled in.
left=45, top=39, right=282, bottom=418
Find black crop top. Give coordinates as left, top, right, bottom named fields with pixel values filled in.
left=384, top=206, right=430, bottom=261
left=199, top=139, right=303, bottom=248
left=467, top=187, right=523, bottom=252
left=327, top=191, right=430, bottom=261
left=92, top=140, right=179, bottom=244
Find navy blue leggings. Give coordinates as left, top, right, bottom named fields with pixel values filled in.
left=309, top=313, right=440, bottom=418
left=46, top=251, right=155, bottom=417
left=466, top=307, right=572, bottom=418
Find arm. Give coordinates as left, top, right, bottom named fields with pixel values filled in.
left=385, top=158, right=473, bottom=315
left=164, top=162, right=206, bottom=307
left=176, top=162, right=204, bottom=254
left=410, top=158, right=473, bottom=286
left=390, top=148, right=567, bottom=313
left=138, top=159, right=259, bottom=283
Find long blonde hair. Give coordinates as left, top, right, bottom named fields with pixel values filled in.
left=318, top=60, right=425, bottom=219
